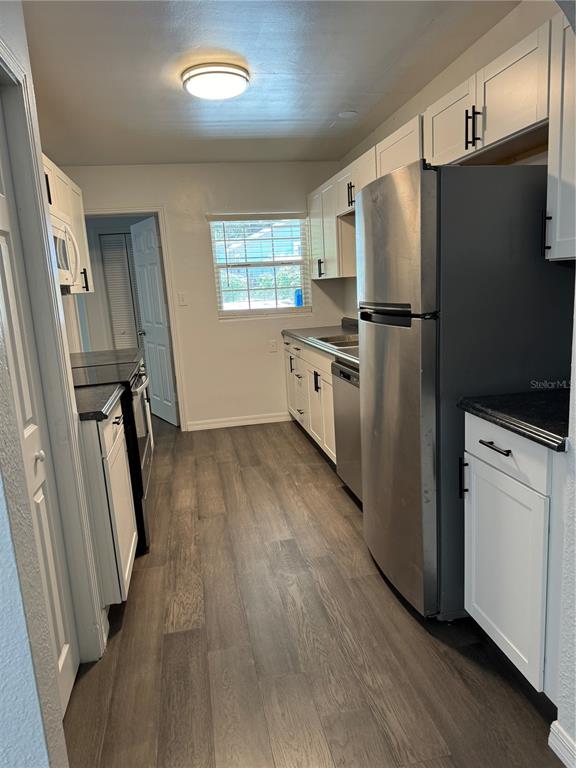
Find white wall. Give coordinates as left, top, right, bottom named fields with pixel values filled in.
left=0, top=483, right=50, bottom=768
left=66, top=161, right=344, bottom=429
left=343, top=0, right=558, bottom=165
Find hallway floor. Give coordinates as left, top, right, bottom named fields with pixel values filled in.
left=64, top=419, right=560, bottom=768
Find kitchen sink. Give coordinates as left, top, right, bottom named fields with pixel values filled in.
left=317, top=334, right=358, bottom=347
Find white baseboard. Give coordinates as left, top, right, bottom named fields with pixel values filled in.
left=185, top=411, right=291, bottom=432
left=549, top=721, right=576, bottom=767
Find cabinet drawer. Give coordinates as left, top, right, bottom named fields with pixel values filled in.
left=465, top=413, right=549, bottom=494
left=98, top=399, right=124, bottom=458
left=299, top=345, right=334, bottom=376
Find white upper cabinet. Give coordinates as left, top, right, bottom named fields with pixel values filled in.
left=376, top=116, right=423, bottom=178
left=335, top=166, right=353, bottom=216
left=335, top=147, right=377, bottom=216
left=320, top=178, right=339, bottom=278
left=424, top=23, right=551, bottom=166
left=68, top=181, right=93, bottom=294
left=351, top=147, right=377, bottom=198
left=424, top=76, right=478, bottom=165
left=546, top=13, right=575, bottom=261
left=477, top=23, right=550, bottom=149
left=43, top=154, right=94, bottom=293
left=307, top=188, right=324, bottom=274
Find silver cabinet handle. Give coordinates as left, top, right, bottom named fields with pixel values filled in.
left=34, top=449, right=46, bottom=463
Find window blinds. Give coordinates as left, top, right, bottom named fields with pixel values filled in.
left=99, top=233, right=138, bottom=349
left=209, top=217, right=312, bottom=318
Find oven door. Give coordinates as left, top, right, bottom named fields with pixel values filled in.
left=52, top=216, right=79, bottom=287
left=131, top=373, right=153, bottom=497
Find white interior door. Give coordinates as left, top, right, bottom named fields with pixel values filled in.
left=0, top=104, right=79, bottom=713
left=130, top=217, right=178, bottom=425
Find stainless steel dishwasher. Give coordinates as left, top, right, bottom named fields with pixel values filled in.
left=331, top=358, right=362, bottom=501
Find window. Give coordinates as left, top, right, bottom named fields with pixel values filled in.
left=209, top=217, right=311, bottom=317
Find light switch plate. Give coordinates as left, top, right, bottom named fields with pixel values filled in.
left=176, top=291, right=188, bottom=307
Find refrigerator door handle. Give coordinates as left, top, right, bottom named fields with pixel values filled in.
left=360, top=309, right=412, bottom=327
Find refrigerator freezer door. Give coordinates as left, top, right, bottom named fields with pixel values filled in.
left=360, top=313, right=438, bottom=615
left=356, top=161, right=438, bottom=315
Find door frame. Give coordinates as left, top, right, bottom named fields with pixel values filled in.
left=85, top=205, right=186, bottom=429
left=0, top=27, right=105, bottom=758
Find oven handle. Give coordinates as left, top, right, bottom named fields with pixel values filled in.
left=132, top=375, right=150, bottom=396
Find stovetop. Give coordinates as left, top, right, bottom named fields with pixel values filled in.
left=70, top=348, right=142, bottom=369
left=72, top=360, right=141, bottom=388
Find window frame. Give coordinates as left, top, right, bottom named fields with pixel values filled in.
left=207, top=213, right=312, bottom=319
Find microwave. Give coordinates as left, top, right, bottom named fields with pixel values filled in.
left=52, top=215, right=79, bottom=287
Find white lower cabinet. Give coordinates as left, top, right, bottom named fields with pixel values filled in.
left=80, top=398, right=138, bottom=606
left=320, top=376, right=336, bottom=462
left=283, top=338, right=336, bottom=462
left=284, top=349, right=298, bottom=418
left=307, top=366, right=324, bottom=445
left=464, top=453, right=549, bottom=690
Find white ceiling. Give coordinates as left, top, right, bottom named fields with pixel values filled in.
left=23, top=1, right=518, bottom=165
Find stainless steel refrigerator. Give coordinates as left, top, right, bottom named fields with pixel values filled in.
left=357, top=161, right=574, bottom=620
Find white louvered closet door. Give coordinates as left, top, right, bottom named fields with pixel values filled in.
left=99, top=234, right=138, bottom=349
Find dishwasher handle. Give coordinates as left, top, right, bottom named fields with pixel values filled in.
left=331, top=361, right=360, bottom=388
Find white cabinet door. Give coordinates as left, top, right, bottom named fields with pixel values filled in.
left=306, top=366, right=324, bottom=446
left=546, top=14, right=575, bottom=261
left=320, top=375, right=336, bottom=462
left=424, top=76, right=478, bottom=164
left=293, top=365, right=309, bottom=430
left=376, top=116, right=423, bottom=178
left=284, top=350, right=297, bottom=417
left=464, top=454, right=549, bottom=690
left=320, top=179, right=339, bottom=278
left=69, top=180, right=93, bottom=294
left=336, top=148, right=376, bottom=215
left=335, top=167, right=353, bottom=216
left=351, top=147, right=377, bottom=197
left=307, top=189, right=324, bottom=277
left=477, top=23, right=550, bottom=149
left=103, top=429, right=137, bottom=601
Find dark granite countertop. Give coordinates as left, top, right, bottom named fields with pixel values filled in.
left=74, top=384, right=124, bottom=422
left=72, top=360, right=141, bottom=387
left=70, top=348, right=142, bottom=369
left=458, top=390, right=570, bottom=452
left=282, top=318, right=359, bottom=367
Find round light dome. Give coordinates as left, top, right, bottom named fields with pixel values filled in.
left=181, top=64, right=249, bottom=100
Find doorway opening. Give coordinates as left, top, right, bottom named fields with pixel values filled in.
left=76, top=213, right=179, bottom=427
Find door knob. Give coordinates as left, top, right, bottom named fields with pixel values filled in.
left=138, top=330, right=146, bottom=336
left=34, top=449, right=46, bottom=463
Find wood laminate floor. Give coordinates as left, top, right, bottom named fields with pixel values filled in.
left=64, top=418, right=561, bottom=768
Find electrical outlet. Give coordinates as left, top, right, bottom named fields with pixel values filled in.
left=268, top=339, right=278, bottom=353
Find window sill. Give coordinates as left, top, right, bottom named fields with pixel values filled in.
left=218, top=308, right=313, bottom=322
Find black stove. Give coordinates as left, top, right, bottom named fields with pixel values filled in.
left=70, top=348, right=142, bottom=369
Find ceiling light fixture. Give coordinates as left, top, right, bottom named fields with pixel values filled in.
left=181, top=63, right=250, bottom=100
